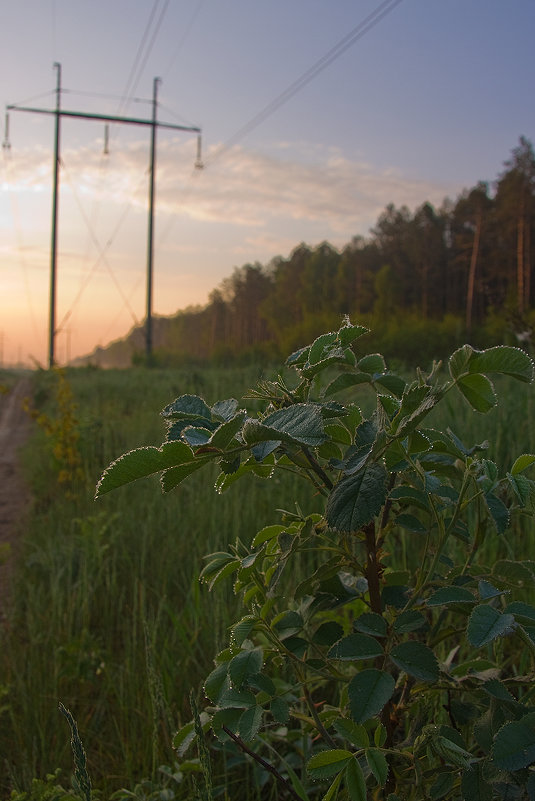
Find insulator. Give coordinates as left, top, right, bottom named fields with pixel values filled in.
left=103, top=123, right=109, bottom=155
left=194, top=134, right=203, bottom=169
left=2, top=111, right=11, bottom=150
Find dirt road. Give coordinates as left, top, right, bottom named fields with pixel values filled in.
left=0, top=378, right=32, bottom=616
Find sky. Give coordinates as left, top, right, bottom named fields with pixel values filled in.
left=1, top=0, right=534, bottom=367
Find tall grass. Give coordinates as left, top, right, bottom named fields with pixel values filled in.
left=1, top=363, right=534, bottom=797
left=0, top=366, right=322, bottom=796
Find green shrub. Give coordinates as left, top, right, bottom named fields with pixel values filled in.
left=99, top=319, right=535, bottom=800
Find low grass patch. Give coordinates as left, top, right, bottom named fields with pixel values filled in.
left=1, top=361, right=534, bottom=798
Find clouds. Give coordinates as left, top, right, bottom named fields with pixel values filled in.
left=158, top=139, right=459, bottom=246
left=3, top=136, right=458, bottom=240
left=2, top=134, right=462, bottom=364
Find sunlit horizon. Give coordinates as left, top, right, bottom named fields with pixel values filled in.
left=2, top=0, right=534, bottom=367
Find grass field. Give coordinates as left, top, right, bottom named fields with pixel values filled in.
left=1, top=362, right=534, bottom=798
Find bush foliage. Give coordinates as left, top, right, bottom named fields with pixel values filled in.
left=98, top=319, right=535, bottom=800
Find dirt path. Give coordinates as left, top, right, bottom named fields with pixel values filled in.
left=0, top=377, right=32, bottom=618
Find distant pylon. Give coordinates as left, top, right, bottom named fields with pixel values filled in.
left=6, top=64, right=202, bottom=367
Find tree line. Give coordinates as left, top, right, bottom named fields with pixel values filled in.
left=91, top=137, right=535, bottom=368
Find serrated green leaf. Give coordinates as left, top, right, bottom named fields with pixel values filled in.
left=218, top=688, right=256, bottom=709
left=374, top=373, right=406, bottom=398
left=332, top=718, right=369, bottom=749
left=450, top=657, right=497, bottom=678
left=324, top=372, right=371, bottom=398
left=211, top=707, right=242, bottom=740
left=172, top=712, right=211, bottom=756
left=230, top=617, right=257, bottom=647
left=243, top=404, right=325, bottom=447
left=273, top=610, right=303, bottom=639
left=338, top=322, right=369, bottom=347
left=161, top=394, right=212, bottom=421
left=321, top=772, right=343, bottom=801
left=511, top=453, right=535, bottom=475
left=389, top=486, right=430, bottom=511
left=461, top=763, right=491, bottom=801
left=366, top=748, right=388, bottom=786
left=503, top=601, right=535, bottom=627
left=469, top=346, right=534, bottom=383
left=204, top=662, right=230, bottom=704
left=492, top=712, right=535, bottom=771
left=427, top=587, right=477, bottom=606
left=354, top=613, right=388, bottom=638
left=457, top=373, right=496, bottom=413
left=238, top=705, right=263, bottom=741
left=449, top=345, right=474, bottom=380
left=359, top=353, right=386, bottom=374
left=302, top=349, right=353, bottom=379
left=467, top=605, right=516, bottom=647
left=313, top=622, right=345, bottom=646
left=348, top=669, right=395, bottom=724
left=390, top=641, right=439, bottom=682
left=208, top=411, right=247, bottom=448
left=394, top=391, right=440, bottom=437
left=507, top=472, right=535, bottom=508
left=96, top=441, right=196, bottom=496
left=374, top=724, right=387, bottom=747
left=270, top=696, right=290, bottom=723
left=247, top=672, right=276, bottom=695
left=431, top=771, right=454, bottom=800
left=307, top=749, right=353, bottom=780
left=393, top=611, right=426, bottom=633
left=229, top=649, right=263, bottom=688
left=328, top=633, right=383, bottom=661
left=286, top=344, right=310, bottom=367
left=326, top=463, right=387, bottom=533
left=308, top=332, right=338, bottom=365
left=181, top=426, right=212, bottom=446
left=211, top=398, right=239, bottom=421
left=252, top=524, right=286, bottom=547
left=199, top=556, right=240, bottom=590
left=494, top=560, right=535, bottom=586
left=160, top=452, right=215, bottom=492
left=478, top=580, right=502, bottom=600
left=484, top=492, right=510, bottom=533
left=324, top=423, right=353, bottom=446
left=345, top=757, right=367, bottom=801
left=395, top=513, right=427, bottom=534
left=378, top=394, right=400, bottom=418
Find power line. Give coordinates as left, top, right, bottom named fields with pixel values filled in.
left=56, top=170, right=149, bottom=334
left=59, top=157, right=140, bottom=329
left=158, top=0, right=404, bottom=249
left=119, top=0, right=162, bottom=113
left=119, top=0, right=171, bottom=114
left=206, top=0, right=405, bottom=166
left=6, top=66, right=201, bottom=366
left=161, top=0, right=206, bottom=79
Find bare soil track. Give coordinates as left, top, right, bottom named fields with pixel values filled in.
left=0, top=378, right=32, bottom=618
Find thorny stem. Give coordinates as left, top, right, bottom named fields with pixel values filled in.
left=377, top=472, right=397, bottom=548
left=222, top=726, right=303, bottom=801
left=301, top=446, right=334, bottom=491
left=364, top=521, right=383, bottom=615
left=303, top=685, right=337, bottom=748
left=414, top=470, right=472, bottom=597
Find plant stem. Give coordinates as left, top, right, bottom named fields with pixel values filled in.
left=301, top=446, right=333, bottom=490
left=222, top=726, right=304, bottom=801
left=364, top=521, right=383, bottom=615
left=303, top=685, right=337, bottom=748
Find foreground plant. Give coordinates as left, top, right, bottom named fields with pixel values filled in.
left=97, top=319, right=535, bottom=800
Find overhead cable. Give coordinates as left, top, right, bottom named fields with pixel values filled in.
left=206, top=0, right=405, bottom=166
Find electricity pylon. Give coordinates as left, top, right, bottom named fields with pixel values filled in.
left=5, top=64, right=202, bottom=367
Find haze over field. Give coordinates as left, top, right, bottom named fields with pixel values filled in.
left=1, top=0, right=534, bottom=366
